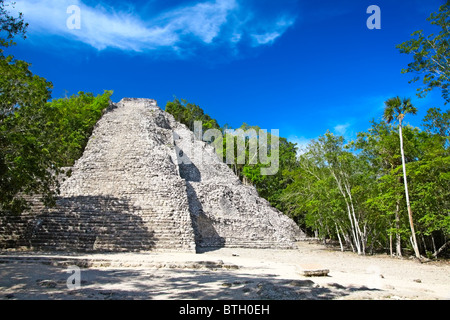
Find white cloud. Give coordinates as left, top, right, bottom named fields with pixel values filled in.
left=251, top=17, right=295, bottom=46
left=159, top=0, right=237, bottom=44
left=12, top=0, right=297, bottom=53
left=252, top=32, right=281, bottom=45
left=333, top=123, right=350, bottom=136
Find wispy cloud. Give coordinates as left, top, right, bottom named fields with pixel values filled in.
left=333, top=123, right=350, bottom=136
left=12, top=0, right=297, bottom=54
left=157, top=0, right=237, bottom=44
left=250, top=16, right=296, bottom=46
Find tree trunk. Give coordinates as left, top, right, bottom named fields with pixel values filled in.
left=389, top=233, right=393, bottom=256
left=344, top=199, right=361, bottom=254
left=398, top=122, right=421, bottom=259
left=336, top=223, right=344, bottom=252
left=432, top=240, right=450, bottom=258
left=395, top=199, right=402, bottom=257
left=331, top=170, right=362, bottom=254
left=347, top=189, right=365, bottom=254
left=431, top=234, right=437, bottom=255
left=421, top=235, right=428, bottom=254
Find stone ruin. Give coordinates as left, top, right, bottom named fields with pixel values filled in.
left=0, top=98, right=305, bottom=252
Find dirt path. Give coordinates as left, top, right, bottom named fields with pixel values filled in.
left=0, top=242, right=448, bottom=300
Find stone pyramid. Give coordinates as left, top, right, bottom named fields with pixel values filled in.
left=0, top=98, right=304, bottom=252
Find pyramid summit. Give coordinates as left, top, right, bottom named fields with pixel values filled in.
left=0, top=98, right=305, bottom=252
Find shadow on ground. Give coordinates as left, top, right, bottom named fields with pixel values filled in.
left=0, top=262, right=380, bottom=300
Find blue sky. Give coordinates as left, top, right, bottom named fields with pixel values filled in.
left=7, top=0, right=448, bottom=148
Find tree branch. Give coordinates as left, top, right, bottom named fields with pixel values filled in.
left=432, top=240, right=450, bottom=258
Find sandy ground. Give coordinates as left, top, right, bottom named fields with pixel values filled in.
left=0, top=242, right=449, bottom=300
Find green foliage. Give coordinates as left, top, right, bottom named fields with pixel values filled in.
left=243, top=136, right=298, bottom=210
left=1, top=88, right=113, bottom=214
left=411, top=156, right=450, bottom=235
left=383, top=97, right=418, bottom=124
left=280, top=113, right=449, bottom=256
left=0, top=56, right=53, bottom=118
left=165, top=98, right=220, bottom=132
left=0, top=0, right=28, bottom=49
left=37, top=91, right=113, bottom=167
left=422, top=107, right=450, bottom=139
left=397, top=2, right=450, bottom=103
left=0, top=4, right=54, bottom=214
left=407, top=134, right=450, bottom=240
left=0, top=2, right=113, bottom=215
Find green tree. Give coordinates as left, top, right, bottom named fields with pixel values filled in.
left=0, top=57, right=52, bottom=121
left=0, top=2, right=55, bottom=214
left=355, top=121, right=424, bottom=257
left=281, top=133, right=376, bottom=254
left=1, top=4, right=113, bottom=215
left=320, top=133, right=374, bottom=255
left=408, top=149, right=450, bottom=257
left=165, top=98, right=220, bottom=132
left=37, top=91, right=113, bottom=168
left=354, top=121, right=403, bottom=256
left=281, top=151, right=339, bottom=244
left=397, top=2, right=450, bottom=103
left=242, top=135, right=297, bottom=210
left=410, top=109, right=450, bottom=257
left=1, top=89, right=113, bottom=214
left=0, top=0, right=28, bottom=49
left=383, top=97, right=421, bottom=258
left=422, top=107, right=450, bottom=139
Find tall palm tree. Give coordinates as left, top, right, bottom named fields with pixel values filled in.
left=383, top=97, right=421, bottom=259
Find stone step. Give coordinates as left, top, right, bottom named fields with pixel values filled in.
left=30, top=233, right=192, bottom=239
left=1, top=217, right=190, bottom=225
